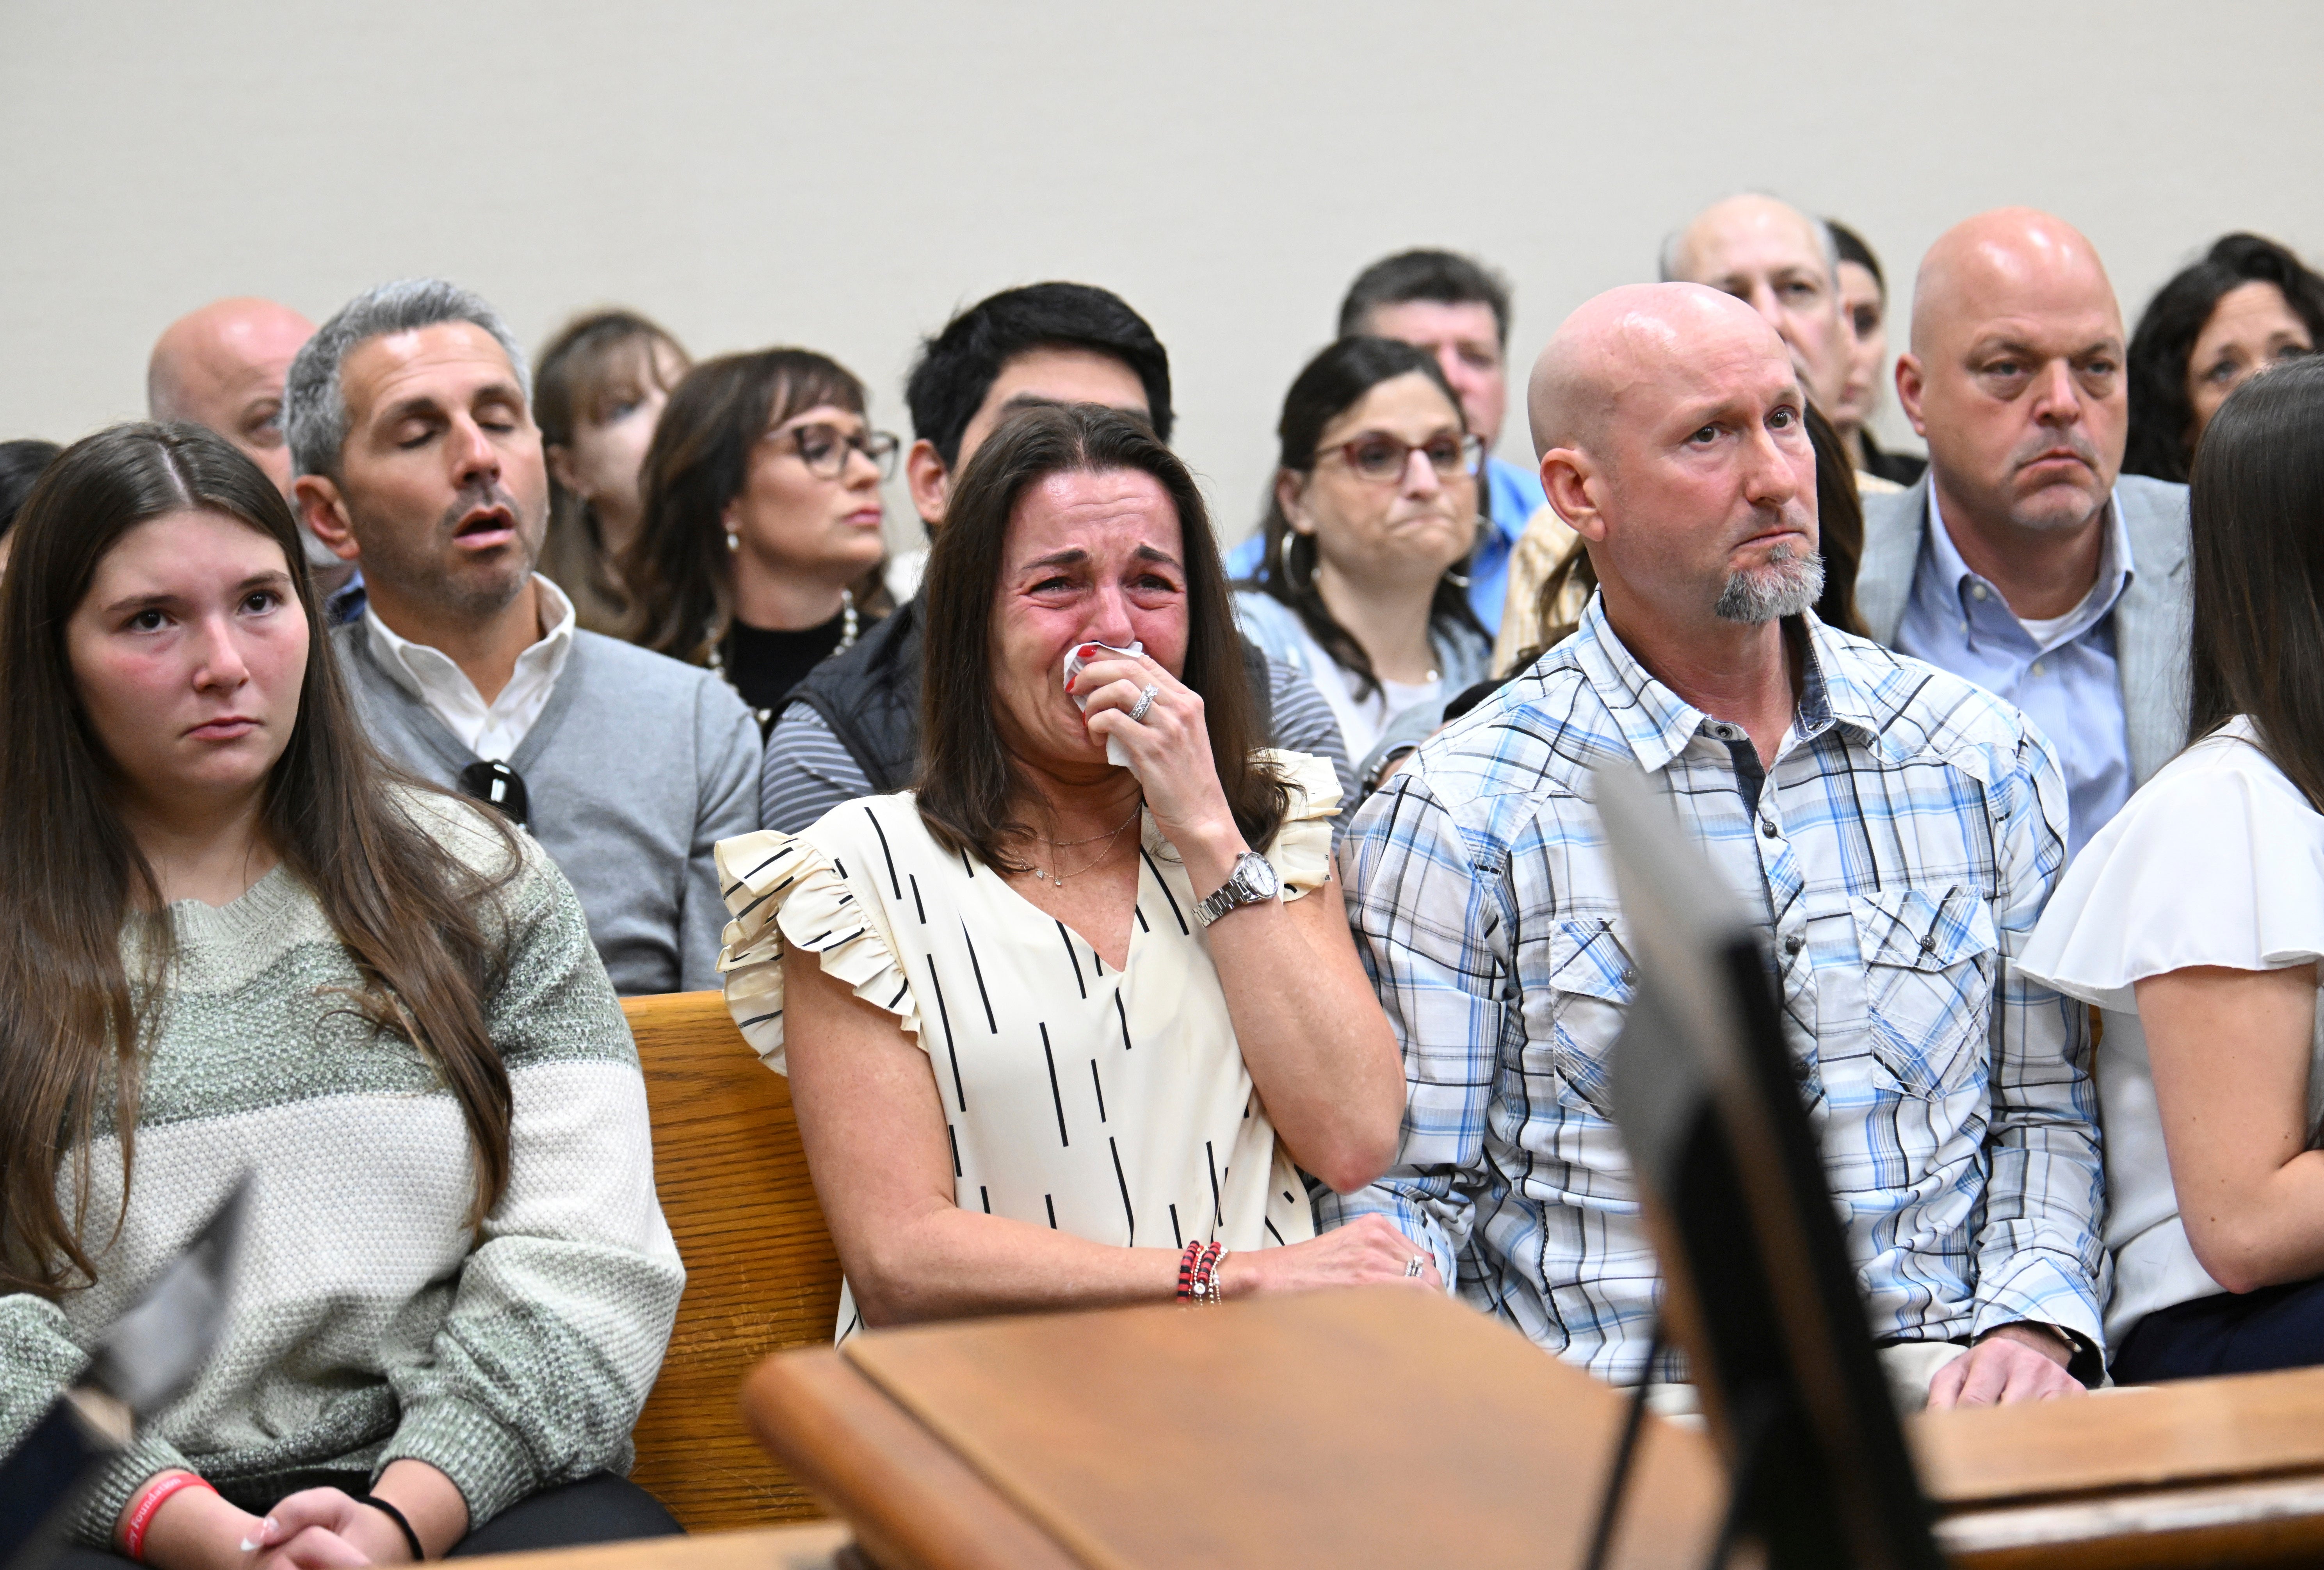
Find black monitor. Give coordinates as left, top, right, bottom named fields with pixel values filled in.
left=1592, top=761, right=1941, bottom=1570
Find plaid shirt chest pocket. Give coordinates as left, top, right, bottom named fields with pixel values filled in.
left=1850, top=886, right=1996, bottom=1100
left=1537, top=914, right=1638, bottom=1120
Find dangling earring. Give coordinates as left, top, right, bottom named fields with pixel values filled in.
left=1441, top=516, right=1484, bottom=590
left=725, top=530, right=739, bottom=554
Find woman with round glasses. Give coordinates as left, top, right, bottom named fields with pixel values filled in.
left=626, top=349, right=897, bottom=729
left=1233, top=337, right=1491, bottom=760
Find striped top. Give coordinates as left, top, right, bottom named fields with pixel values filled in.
left=716, top=752, right=1338, bottom=1335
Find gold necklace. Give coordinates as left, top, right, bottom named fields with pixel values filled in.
left=1036, top=803, right=1141, bottom=886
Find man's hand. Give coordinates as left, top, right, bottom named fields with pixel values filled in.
left=1925, top=1323, right=2084, bottom=1409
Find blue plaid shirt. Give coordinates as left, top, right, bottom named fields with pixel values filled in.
left=1319, top=596, right=2107, bottom=1383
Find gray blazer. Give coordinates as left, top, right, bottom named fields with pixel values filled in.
left=1855, top=472, right=2193, bottom=789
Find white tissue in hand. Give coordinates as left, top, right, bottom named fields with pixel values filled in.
left=1063, top=639, right=1144, bottom=767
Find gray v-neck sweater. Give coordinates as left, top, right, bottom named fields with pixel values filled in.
left=334, top=623, right=760, bottom=994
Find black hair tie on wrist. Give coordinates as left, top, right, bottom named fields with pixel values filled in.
left=359, top=1494, right=427, bottom=1562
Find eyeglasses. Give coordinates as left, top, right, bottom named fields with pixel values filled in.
left=767, top=421, right=901, bottom=481
left=458, top=759, right=530, bottom=828
left=1319, top=431, right=1484, bottom=485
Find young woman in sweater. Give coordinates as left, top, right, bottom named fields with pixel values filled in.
left=0, top=424, right=685, bottom=1564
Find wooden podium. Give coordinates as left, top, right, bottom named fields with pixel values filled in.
left=742, top=1289, right=2324, bottom=1570
left=746, top=1287, right=1720, bottom=1570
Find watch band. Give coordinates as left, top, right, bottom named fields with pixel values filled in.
left=1194, top=851, right=1278, bottom=928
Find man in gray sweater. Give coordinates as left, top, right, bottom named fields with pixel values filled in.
left=286, top=278, right=757, bottom=994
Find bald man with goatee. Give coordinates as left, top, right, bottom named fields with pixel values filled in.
left=1321, top=281, right=2107, bottom=1412
left=1857, top=209, right=2192, bottom=856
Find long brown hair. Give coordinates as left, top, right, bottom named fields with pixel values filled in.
left=534, top=309, right=689, bottom=626
left=917, top=402, right=1288, bottom=869
left=625, top=349, right=868, bottom=661
left=2187, top=354, right=2324, bottom=806
left=0, top=423, right=519, bottom=1296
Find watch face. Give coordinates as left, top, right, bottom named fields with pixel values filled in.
left=1242, top=852, right=1279, bottom=898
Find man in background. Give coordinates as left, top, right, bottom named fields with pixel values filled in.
left=1663, top=194, right=1857, bottom=445
left=149, top=296, right=314, bottom=492
left=765, top=281, right=1353, bottom=832
left=1856, top=208, right=2191, bottom=856
left=288, top=277, right=758, bottom=993
left=150, top=296, right=363, bottom=615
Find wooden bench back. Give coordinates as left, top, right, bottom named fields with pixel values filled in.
left=624, top=990, right=842, bottom=1529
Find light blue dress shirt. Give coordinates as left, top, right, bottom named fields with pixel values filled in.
left=1470, top=456, right=1546, bottom=633
left=1222, top=454, right=1544, bottom=634
left=1895, top=491, right=2134, bottom=857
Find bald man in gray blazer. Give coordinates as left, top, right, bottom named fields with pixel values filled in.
left=1857, top=208, right=2190, bottom=856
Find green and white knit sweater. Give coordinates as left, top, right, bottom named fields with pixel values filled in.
left=0, top=790, right=685, bottom=1543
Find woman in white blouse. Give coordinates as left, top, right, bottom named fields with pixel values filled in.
left=1232, top=337, right=1493, bottom=762
left=719, top=402, right=1429, bottom=1333
left=2023, top=356, right=2324, bottom=1381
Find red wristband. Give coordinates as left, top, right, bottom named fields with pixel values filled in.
left=1175, top=1240, right=1204, bottom=1301
left=123, top=1472, right=216, bottom=1562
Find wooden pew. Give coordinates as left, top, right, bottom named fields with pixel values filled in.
left=622, top=990, right=843, bottom=1530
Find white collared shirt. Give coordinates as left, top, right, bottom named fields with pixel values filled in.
left=363, top=574, right=577, bottom=762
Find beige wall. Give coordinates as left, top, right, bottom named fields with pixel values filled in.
left=5, top=0, right=2319, bottom=549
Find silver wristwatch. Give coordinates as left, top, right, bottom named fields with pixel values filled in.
left=1193, top=851, right=1280, bottom=928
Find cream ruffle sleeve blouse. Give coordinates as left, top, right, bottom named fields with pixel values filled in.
left=2021, top=717, right=2324, bottom=1349
left=715, top=751, right=1338, bottom=1335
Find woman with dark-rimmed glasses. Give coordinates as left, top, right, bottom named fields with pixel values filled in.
left=1232, top=336, right=1492, bottom=761
left=626, top=349, right=898, bottom=730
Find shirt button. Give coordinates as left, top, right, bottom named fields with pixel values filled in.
left=1760, top=819, right=1778, bottom=839
left=1783, top=933, right=1804, bottom=955
left=1920, top=934, right=1938, bottom=953
left=2030, top=659, right=2046, bottom=677
left=1971, top=583, right=1989, bottom=601
left=1620, top=968, right=1637, bottom=985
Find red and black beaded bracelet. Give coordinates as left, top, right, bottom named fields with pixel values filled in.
left=1175, top=1239, right=1205, bottom=1300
